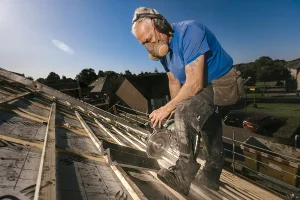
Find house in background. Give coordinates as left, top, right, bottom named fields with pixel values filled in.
left=285, top=59, right=300, bottom=90
left=116, top=74, right=170, bottom=114
left=88, top=74, right=125, bottom=108
left=46, top=79, right=83, bottom=98
left=89, top=73, right=170, bottom=114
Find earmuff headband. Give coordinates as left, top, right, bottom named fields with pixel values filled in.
left=132, top=13, right=165, bottom=24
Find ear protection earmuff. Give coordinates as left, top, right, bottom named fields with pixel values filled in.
left=132, top=10, right=173, bottom=36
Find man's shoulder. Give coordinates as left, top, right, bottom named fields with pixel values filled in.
left=173, top=20, right=205, bottom=31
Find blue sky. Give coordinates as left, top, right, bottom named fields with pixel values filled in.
left=0, top=0, right=299, bottom=79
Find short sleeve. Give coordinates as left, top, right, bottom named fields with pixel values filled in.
left=182, top=25, right=210, bottom=66
left=160, top=57, right=170, bottom=72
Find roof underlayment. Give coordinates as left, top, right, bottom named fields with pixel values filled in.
left=0, top=68, right=284, bottom=200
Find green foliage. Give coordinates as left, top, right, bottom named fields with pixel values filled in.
left=98, top=70, right=105, bottom=77
left=124, top=70, right=132, bottom=76
left=76, top=68, right=97, bottom=85
left=36, top=78, right=46, bottom=84
left=46, top=72, right=60, bottom=81
left=104, top=70, right=119, bottom=77
left=26, top=76, right=34, bottom=80
left=235, top=56, right=291, bottom=84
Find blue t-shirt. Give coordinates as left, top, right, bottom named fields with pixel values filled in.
left=160, top=20, right=233, bottom=84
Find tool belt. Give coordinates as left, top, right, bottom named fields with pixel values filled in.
left=212, top=67, right=244, bottom=106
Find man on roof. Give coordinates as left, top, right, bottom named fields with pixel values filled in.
left=131, top=7, right=233, bottom=195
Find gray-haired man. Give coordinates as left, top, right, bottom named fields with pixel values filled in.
left=131, top=7, right=232, bottom=195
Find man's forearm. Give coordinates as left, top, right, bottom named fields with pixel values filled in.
left=169, top=81, right=181, bottom=99
left=165, top=82, right=202, bottom=112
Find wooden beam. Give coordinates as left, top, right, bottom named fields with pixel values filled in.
left=94, top=119, right=125, bottom=146
left=0, top=91, right=31, bottom=104
left=75, top=111, right=146, bottom=200
left=0, top=133, right=43, bottom=149
left=100, top=125, right=187, bottom=200
left=34, top=102, right=56, bottom=200
left=0, top=133, right=106, bottom=164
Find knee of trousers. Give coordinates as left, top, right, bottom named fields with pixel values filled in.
left=175, top=99, right=215, bottom=133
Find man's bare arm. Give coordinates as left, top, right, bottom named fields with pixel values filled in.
left=167, top=72, right=181, bottom=99
left=149, top=55, right=205, bottom=128
left=164, top=54, right=205, bottom=112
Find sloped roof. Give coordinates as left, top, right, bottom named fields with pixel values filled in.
left=89, top=77, right=106, bottom=87
left=90, top=77, right=106, bottom=92
left=124, top=74, right=170, bottom=99
left=0, top=67, right=285, bottom=200
left=285, top=59, right=300, bottom=69
left=89, top=76, right=125, bottom=93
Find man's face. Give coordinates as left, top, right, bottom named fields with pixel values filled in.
left=135, top=21, right=170, bottom=60
left=135, top=21, right=168, bottom=45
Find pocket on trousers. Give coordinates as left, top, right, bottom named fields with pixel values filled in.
left=191, top=101, right=215, bottom=133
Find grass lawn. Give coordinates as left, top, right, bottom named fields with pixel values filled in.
left=244, top=103, right=300, bottom=118
left=244, top=93, right=264, bottom=98
left=255, top=81, right=277, bottom=88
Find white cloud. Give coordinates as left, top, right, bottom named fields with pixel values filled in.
left=52, top=39, right=74, bottom=55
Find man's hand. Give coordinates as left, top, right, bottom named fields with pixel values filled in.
left=149, top=106, right=171, bottom=128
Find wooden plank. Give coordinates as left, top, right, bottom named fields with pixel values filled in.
left=0, top=133, right=43, bottom=149
left=0, top=91, right=31, bottom=104
left=94, top=119, right=124, bottom=146
left=0, top=132, right=106, bottom=164
left=0, top=106, right=47, bottom=124
left=75, top=111, right=147, bottom=200
left=102, top=125, right=187, bottom=200
left=34, top=102, right=56, bottom=200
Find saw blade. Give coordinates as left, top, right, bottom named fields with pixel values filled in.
left=146, top=131, right=170, bottom=159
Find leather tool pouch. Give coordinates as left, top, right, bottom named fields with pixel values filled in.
left=212, top=68, right=244, bottom=106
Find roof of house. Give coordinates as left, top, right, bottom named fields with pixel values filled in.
left=285, top=59, right=300, bottom=69
left=90, top=77, right=106, bottom=92
left=46, top=79, right=79, bottom=91
left=89, top=74, right=170, bottom=99
left=89, top=75, right=124, bottom=93
left=89, top=77, right=106, bottom=87
left=124, top=73, right=170, bottom=99
left=0, top=67, right=285, bottom=199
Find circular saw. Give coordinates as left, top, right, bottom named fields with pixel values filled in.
left=146, top=130, right=171, bottom=159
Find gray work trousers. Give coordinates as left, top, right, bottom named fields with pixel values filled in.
left=174, top=84, right=225, bottom=180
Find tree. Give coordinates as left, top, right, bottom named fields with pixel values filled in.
left=104, top=71, right=119, bottom=77
left=257, top=66, right=273, bottom=82
left=255, top=56, right=273, bottom=67
left=98, top=70, right=105, bottom=77
left=62, top=75, right=67, bottom=80
left=26, top=76, right=34, bottom=80
left=76, top=68, right=97, bottom=85
left=124, top=70, right=132, bottom=76
left=36, top=78, right=46, bottom=84
left=154, top=68, right=158, bottom=73
left=46, top=72, right=60, bottom=81
left=47, top=72, right=60, bottom=81
left=257, top=64, right=291, bottom=82
left=139, top=71, right=144, bottom=76
left=235, top=62, right=257, bottom=85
